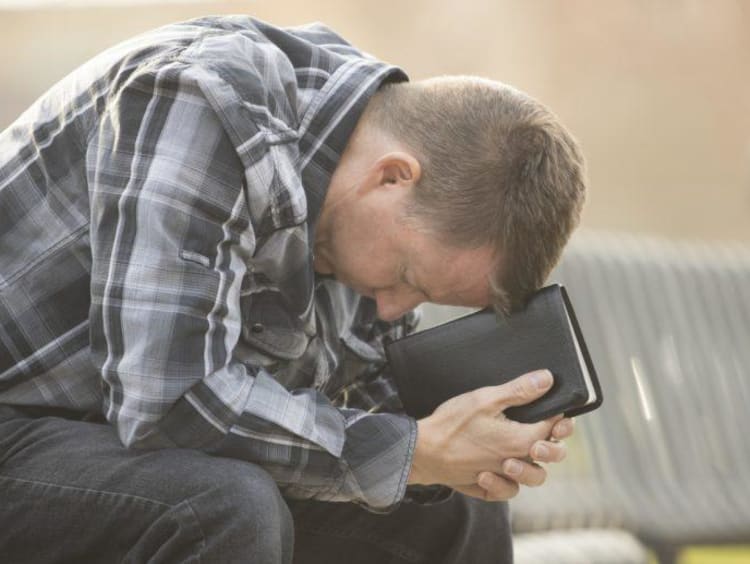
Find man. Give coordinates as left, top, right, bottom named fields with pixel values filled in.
left=0, top=15, right=585, bottom=563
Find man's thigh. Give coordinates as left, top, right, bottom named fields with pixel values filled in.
left=0, top=405, right=292, bottom=564
left=287, top=490, right=512, bottom=564
left=0, top=404, right=510, bottom=564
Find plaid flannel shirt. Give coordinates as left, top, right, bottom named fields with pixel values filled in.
left=0, top=16, right=421, bottom=511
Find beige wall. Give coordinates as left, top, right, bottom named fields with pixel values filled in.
left=2, top=0, right=749, bottom=242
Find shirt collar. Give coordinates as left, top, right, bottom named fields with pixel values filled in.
left=299, top=60, right=408, bottom=236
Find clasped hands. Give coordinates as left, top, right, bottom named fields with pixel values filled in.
left=407, top=369, right=574, bottom=502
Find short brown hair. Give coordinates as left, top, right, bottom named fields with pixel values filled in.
left=365, top=76, right=587, bottom=314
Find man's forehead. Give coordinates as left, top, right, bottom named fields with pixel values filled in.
left=421, top=245, right=497, bottom=307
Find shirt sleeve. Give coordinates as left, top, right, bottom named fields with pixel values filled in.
left=331, top=305, right=455, bottom=506
left=86, top=60, right=415, bottom=512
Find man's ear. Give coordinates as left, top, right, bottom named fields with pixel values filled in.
left=374, top=152, right=421, bottom=188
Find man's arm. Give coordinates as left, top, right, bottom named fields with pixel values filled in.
left=87, top=61, right=414, bottom=512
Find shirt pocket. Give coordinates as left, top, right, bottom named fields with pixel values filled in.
left=240, top=290, right=311, bottom=360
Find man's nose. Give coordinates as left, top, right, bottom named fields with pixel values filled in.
left=374, top=289, right=423, bottom=322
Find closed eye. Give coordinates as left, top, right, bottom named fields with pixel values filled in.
left=400, top=264, right=433, bottom=302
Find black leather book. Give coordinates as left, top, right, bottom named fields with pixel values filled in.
left=385, top=284, right=603, bottom=423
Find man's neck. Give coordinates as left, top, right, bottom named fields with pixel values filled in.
left=313, top=118, right=373, bottom=268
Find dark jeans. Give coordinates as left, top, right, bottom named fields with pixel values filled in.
left=0, top=405, right=512, bottom=563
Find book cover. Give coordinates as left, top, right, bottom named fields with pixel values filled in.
left=385, top=284, right=603, bottom=423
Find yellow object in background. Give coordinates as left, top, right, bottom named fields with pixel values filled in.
left=679, top=546, right=750, bottom=564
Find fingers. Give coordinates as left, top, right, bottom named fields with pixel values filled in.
left=501, top=458, right=548, bottom=487
left=550, top=417, right=575, bottom=440
left=453, top=473, right=519, bottom=502
left=476, top=472, right=520, bottom=501
left=490, top=369, right=554, bottom=411
left=529, top=440, right=567, bottom=463
left=455, top=458, right=551, bottom=502
left=498, top=410, right=567, bottom=456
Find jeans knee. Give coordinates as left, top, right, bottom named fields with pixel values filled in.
left=227, top=464, right=292, bottom=532
left=187, top=460, right=294, bottom=563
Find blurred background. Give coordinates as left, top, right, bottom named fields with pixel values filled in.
left=2, top=0, right=750, bottom=243
left=1, top=1, right=748, bottom=563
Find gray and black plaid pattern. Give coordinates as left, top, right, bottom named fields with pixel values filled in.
left=0, top=16, right=418, bottom=511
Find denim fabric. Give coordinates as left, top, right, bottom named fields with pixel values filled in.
left=0, top=406, right=511, bottom=563
left=289, top=492, right=512, bottom=564
left=0, top=405, right=294, bottom=563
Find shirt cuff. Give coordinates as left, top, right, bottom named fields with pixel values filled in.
left=337, top=412, right=417, bottom=513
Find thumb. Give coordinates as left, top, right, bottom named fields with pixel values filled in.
left=494, top=369, right=554, bottom=410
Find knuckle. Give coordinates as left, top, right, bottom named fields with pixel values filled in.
left=510, top=379, right=532, bottom=400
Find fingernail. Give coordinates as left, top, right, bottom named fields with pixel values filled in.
left=478, top=474, right=492, bottom=489
left=505, top=459, right=522, bottom=476
left=532, top=370, right=553, bottom=390
left=534, top=444, right=549, bottom=459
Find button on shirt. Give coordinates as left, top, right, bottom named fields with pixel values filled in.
left=0, top=16, right=420, bottom=511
